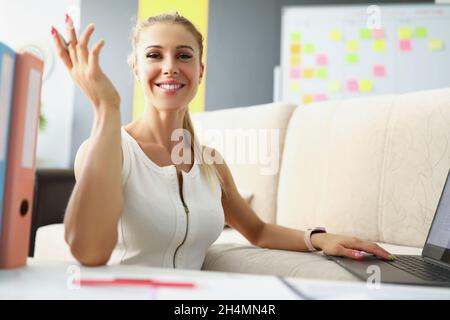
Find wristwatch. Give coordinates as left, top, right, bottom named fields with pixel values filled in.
left=304, top=227, right=327, bottom=252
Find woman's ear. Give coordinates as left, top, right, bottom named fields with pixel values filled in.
left=199, top=63, right=205, bottom=84
left=132, top=63, right=140, bottom=83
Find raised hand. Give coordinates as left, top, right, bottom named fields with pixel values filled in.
left=51, top=15, right=121, bottom=110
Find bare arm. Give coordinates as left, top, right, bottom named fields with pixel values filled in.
left=52, top=17, right=123, bottom=266
left=213, top=148, right=393, bottom=260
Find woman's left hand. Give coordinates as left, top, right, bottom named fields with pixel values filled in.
left=311, top=233, right=395, bottom=260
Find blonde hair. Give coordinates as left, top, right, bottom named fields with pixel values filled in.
left=128, top=12, right=225, bottom=193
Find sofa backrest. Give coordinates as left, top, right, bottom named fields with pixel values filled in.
left=277, top=87, right=450, bottom=247
left=192, top=102, right=296, bottom=224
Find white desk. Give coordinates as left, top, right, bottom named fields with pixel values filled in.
left=1, top=258, right=449, bottom=300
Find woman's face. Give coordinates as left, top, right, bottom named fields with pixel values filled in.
left=134, top=23, right=204, bottom=112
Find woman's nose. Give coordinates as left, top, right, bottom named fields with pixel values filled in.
left=162, top=59, right=179, bottom=75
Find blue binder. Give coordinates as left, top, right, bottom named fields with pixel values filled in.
left=0, top=42, right=16, bottom=236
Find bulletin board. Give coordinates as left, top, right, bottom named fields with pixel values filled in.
left=280, top=4, right=450, bottom=105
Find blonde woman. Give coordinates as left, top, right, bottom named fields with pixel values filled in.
left=51, top=12, right=394, bottom=268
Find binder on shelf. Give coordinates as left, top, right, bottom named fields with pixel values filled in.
left=0, top=42, right=16, bottom=245
left=0, top=51, right=43, bottom=268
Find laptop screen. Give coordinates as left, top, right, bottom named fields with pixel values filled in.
left=423, top=169, right=450, bottom=264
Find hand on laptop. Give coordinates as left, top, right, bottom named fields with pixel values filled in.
left=311, top=233, right=396, bottom=261
left=51, top=15, right=121, bottom=110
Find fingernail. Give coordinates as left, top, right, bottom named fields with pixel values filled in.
left=51, top=26, right=57, bottom=36
left=389, top=255, right=397, bottom=261
left=355, top=251, right=365, bottom=258
left=65, top=14, right=71, bottom=24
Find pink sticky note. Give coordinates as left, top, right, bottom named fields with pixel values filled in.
left=399, top=39, right=412, bottom=52
left=347, top=80, right=358, bottom=92
left=373, top=65, right=386, bottom=77
left=314, top=94, right=328, bottom=102
left=316, top=54, right=328, bottom=66
left=372, top=28, right=385, bottom=39
left=290, top=68, right=301, bottom=79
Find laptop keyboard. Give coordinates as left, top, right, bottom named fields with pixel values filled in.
left=386, top=255, right=450, bottom=282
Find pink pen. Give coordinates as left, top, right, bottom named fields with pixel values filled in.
left=74, top=278, right=196, bottom=288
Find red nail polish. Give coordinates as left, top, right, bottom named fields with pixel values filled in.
left=65, top=14, right=70, bottom=24
left=51, top=26, right=57, bottom=36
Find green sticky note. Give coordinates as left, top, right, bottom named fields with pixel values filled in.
left=359, top=80, right=373, bottom=92
left=429, top=39, right=444, bottom=52
left=360, top=28, right=372, bottom=40
left=415, top=27, right=427, bottom=38
left=316, top=68, right=328, bottom=79
left=346, top=40, right=359, bottom=53
left=398, top=27, right=412, bottom=39
left=291, top=32, right=301, bottom=42
left=373, top=39, right=386, bottom=52
left=304, top=43, right=315, bottom=54
left=346, top=53, right=358, bottom=64
left=330, top=29, right=343, bottom=41
left=328, top=80, right=340, bottom=93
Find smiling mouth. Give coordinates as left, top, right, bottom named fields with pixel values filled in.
left=155, top=83, right=186, bottom=92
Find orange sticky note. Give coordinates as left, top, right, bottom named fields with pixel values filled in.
left=302, top=95, right=313, bottom=104
left=291, top=44, right=301, bottom=54
left=290, top=56, right=300, bottom=66
left=302, top=68, right=314, bottom=79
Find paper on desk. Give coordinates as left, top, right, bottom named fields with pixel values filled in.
left=143, top=273, right=301, bottom=300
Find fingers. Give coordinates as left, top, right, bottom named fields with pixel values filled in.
left=78, top=24, right=95, bottom=64
left=65, top=14, right=78, bottom=46
left=335, top=247, right=368, bottom=260
left=349, top=239, right=393, bottom=260
left=51, top=26, right=72, bottom=69
left=89, top=39, right=105, bottom=69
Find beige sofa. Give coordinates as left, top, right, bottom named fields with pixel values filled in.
left=35, top=87, right=450, bottom=282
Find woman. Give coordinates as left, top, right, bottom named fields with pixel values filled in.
left=51, top=12, right=394, bottom=268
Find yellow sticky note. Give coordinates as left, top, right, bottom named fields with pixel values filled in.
left=304, top=43, right=315, bottom=54
left=346, top=40, right=359, bottom=53
left=373, top=39, right=386, bottom=52
left=428, top=39, right=444, bottom=52
left=291, top=44, right=301, bottom=54
left=302, top=95, right=314, bottom=104
left=289, top=81, right=300, bottom=93
left=291, top=32, right=301, bottom=42
left=328, top=80, right=340, bottom=93
left=329, top=29, right=343, bottom=41
left=290, top=55, right=300, bottom=66
left=316, top=68, right=328, bottom=79
left=359, top=80, right=373, bottom=93
left=346, top=53, right=358, bottom=64
left=398, top=27, right=412, bottom=39
left=302, top=68, right=314, bottom=78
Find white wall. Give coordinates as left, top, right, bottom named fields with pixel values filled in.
left=0, top=0, right=80, bottom=168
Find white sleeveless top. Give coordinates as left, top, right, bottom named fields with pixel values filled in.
left=118, top=127, right=225, bottom=269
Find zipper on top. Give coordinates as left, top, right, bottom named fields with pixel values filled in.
left=173, top=180, right=190, bottom=268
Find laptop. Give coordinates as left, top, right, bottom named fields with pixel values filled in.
left=329, top=169, right=450, bottom=287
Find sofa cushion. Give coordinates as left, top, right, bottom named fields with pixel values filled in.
left=192, top=102, right=296, bottom=224
left=277, top=88, right=450, bottom=247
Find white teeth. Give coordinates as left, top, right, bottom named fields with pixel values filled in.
left=159, top=84, right=183, bottom=90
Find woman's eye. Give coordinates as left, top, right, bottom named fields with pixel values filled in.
left=146, top=53, right=160, bottom=59
left=178, top=53, right=192, bottom=60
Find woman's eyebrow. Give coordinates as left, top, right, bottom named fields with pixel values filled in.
left=145, top=45, right=194, bottom=52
